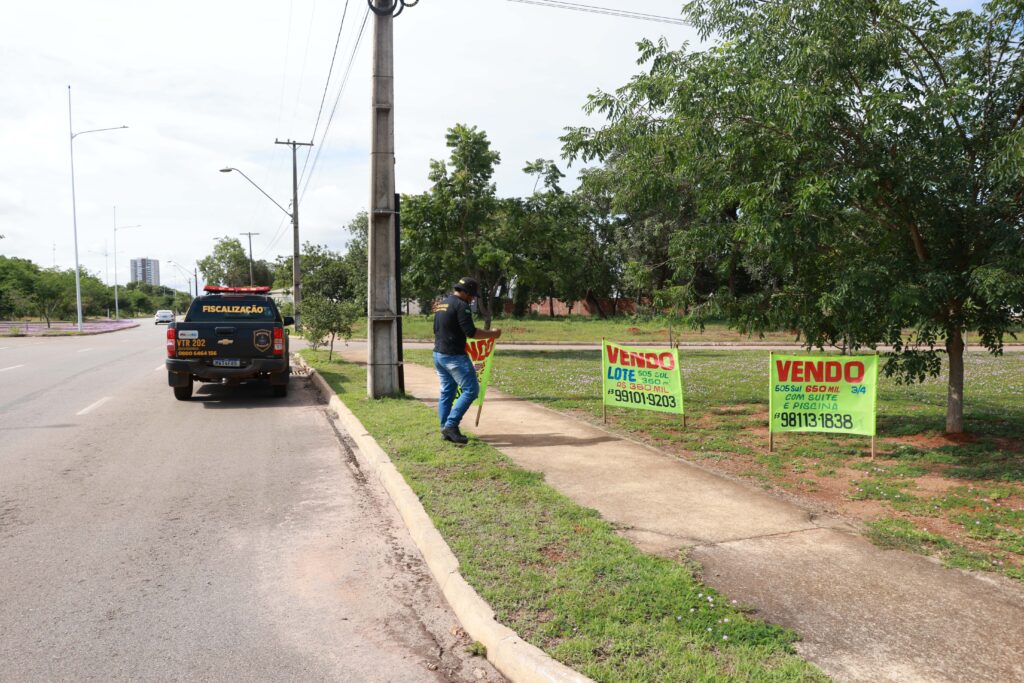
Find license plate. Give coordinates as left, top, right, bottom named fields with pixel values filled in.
left=212, top=358, right=241, bottom=368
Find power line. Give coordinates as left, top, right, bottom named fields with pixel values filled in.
left=300, top=5, right=370, bottom=199
left=285, top=0, right=353, bottom=236
left=505, top=0, right=688, bottom=25
left=264, top=6, right=372, bottom=259
left=261, top=7, right=370, bottom=257
left=309, top=0, right=352, bottom=146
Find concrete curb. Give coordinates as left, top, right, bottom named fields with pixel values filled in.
left=296, top=356, right=594, bottom=683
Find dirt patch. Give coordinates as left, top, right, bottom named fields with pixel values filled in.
left=891, top=432, right=979, bottom=449
left=568, top=403, right=1024, bottom=579
left=994, top=437, right=1024, bottom=453
left=539, top=544, right=566, bottom=563
left=913, top=474, right=962, bottom=496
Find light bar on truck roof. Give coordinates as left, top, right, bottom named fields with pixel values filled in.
left=203, top=285, right=272, bottom=294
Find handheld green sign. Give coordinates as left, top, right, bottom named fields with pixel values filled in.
left=769, top=353, right=878, bottom=439
left=466, top=338, right=496, bottom=409
left=601, top=340, right=684, bottom=417
left=452, top=338, right=497, bottom=425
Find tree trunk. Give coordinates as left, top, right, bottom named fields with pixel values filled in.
left=480, top=287, right=494, bottom=330
left=945, top=328, right=965, bottom=434
left=513, top=284, right=530, bottom=317
left=548, top=297, right=555, bottom=318
left=585, top=290, right=607, bottom=319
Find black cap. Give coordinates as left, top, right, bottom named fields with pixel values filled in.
left=454, top=277, right=479, bottom=297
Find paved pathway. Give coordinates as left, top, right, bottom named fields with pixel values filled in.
left=338, top=347, right=1024, bottom=683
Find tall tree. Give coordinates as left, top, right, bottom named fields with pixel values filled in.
left=564, top=77, right=698, bottom=309
left=402, top=124, right=505, bottom=326
left=567, top=0, right=1024, bottom=433
left=31, top=269, right=76, bottom=327
left=340, top=212, right=369, bottom=311
left=512, top=160, right=616, bottom=317
left=273, top=214, right=369, bottom=310
left=199, top=237, right=273, bottom=287
left=0, top=256, right=41, bottom=319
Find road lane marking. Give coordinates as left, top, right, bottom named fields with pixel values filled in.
left=0, top=364, right=25, bottom=372
left=0, top=347, right=10, bottom=351
left=155, top=365, right=164, bottom=372
left=77, top=348, right=93, bottom=353
left=77, top=397, right=111, bottom=415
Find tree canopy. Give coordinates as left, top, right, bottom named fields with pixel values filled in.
left=401, top=126, right=622, bottom=325
left=564, top=0, right=1024, bottom=433
left=274, top=213, right=368, bottom=310
left=0, top=255, right=189, bottom=322
left=198, top=237, right=273, bottom=287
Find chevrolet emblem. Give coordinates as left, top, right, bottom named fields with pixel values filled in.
left=218, top=339, right=234, bottom=346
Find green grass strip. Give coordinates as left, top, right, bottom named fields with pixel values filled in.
left=302, top=350, right=825, bottom=682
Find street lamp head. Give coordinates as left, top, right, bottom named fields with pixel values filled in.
left=219, top=167, right=233, bottom=173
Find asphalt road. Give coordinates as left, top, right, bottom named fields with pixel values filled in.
left=0, top=324, right=501, bottom=682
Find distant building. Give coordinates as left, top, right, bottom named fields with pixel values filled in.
left=130, top=258, right=160, bottom=286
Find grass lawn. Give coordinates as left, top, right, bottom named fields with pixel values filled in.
left=301, top=349, right=826, bottom=683
left=403, top=348, right=1024, bottom=583
left=353, top=315, right=804, bottom=344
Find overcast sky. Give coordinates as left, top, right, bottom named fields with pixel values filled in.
left=0, top=0, right=983, bottom=293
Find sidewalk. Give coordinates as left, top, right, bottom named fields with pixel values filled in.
left=339, top=348, right=1024, bottom=683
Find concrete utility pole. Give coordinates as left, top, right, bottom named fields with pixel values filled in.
left=274, top=139, right=312, bottom=331
left=367, top=0, right=417, bottom=398
left=239, top=231, right=259, bottom=285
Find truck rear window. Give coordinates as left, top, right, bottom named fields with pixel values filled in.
left=185, top=298, right=279, bottom=322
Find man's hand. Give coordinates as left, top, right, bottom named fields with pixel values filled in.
left=473, top=328, right=501, bottom=340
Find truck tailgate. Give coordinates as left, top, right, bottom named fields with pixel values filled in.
left=172, top=323, right=280, bottom=364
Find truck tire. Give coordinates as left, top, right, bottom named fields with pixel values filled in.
left=174, top=378, right=193, bottom=401
left=272, top=381, right=288, bottom=398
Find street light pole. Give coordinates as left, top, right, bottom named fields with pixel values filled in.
left=219, top=165, right=305, bottom=327
left=239, top=232, right=259, bottom=286
left=67, top=85, right=127, bottom=332
left=112, top=206, right=140, bottom=320
left=168, top=260, right=194, bottom=298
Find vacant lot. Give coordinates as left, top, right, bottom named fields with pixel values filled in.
left=405, top=348, right=1024, bottom=583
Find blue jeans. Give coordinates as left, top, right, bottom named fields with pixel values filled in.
left=433, top=352, right=479, bottom=430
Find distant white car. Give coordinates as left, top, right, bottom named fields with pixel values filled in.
left=154, top=310, right=175, bottom=325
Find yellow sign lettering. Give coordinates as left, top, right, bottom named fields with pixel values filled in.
left=201, top=305, right=265, bottom=314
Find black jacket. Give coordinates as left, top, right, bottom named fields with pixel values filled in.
left=433, top=294, right=476, bottom=355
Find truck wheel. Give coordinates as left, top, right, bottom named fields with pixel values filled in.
left=272, top=381, right=288, bottom=398
left=174, top=378, right=193, bottom=401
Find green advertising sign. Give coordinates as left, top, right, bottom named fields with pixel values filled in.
left=466, top=338, right=496, bottom=407
left=602, top=340, right=684, bottom=415
left=769, top=354, right=878, bottom=436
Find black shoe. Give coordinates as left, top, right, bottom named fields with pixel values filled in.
left=441, top=426, right=468, bottom=445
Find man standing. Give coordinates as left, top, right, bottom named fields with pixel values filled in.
left=433, top=277, right=501, bottom=444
